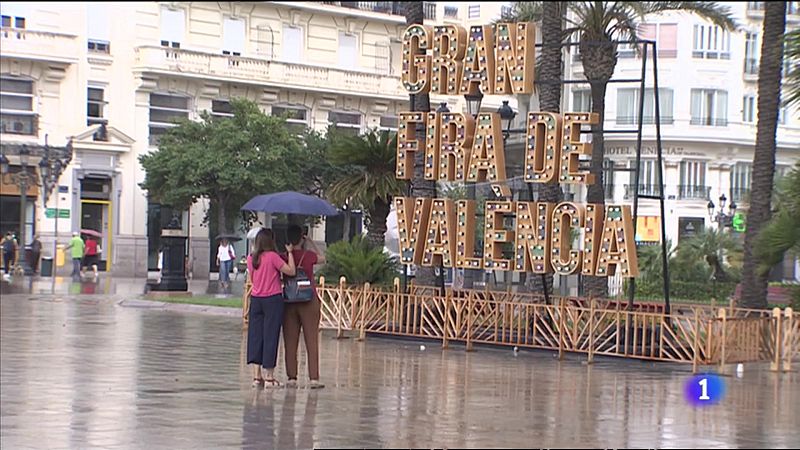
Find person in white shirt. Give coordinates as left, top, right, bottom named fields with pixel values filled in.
left=217, top=238, right=236, bottom=289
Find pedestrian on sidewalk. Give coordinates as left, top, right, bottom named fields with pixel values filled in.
left=246, top=228, right=295, bottom=389
left=30, top=235, right=42, bottom=274
left=83, top=236, right=100, bottom=277
left=65, top=232, right=84, bottom=278
left=216, top=238, right=235, bottom=290
left=1, top=231, right=17, bottom=276
left=282, top=225, right=325, bottom=389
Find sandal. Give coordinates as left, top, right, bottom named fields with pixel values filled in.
left=252, top=378, right=264, bottom=388
left=263, top=378, right=282, bottom=389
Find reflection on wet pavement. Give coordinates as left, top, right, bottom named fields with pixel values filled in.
left=1, top=293, right=798, bottom=449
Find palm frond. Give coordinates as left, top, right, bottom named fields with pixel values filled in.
left=785, top=29, right=800, bottom=107
left=496, top=2, right=543, bottom=23
left=638, top=2, right=736, bottom=31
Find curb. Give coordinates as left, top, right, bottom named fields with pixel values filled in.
left=118, top=298, right=241, bottom=317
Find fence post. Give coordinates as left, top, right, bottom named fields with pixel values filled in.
left=358, top=282, right=369, bottom=341
left=692, top=309, right=700, bottom=374
left=466, top=292, right=473, bottom=352
left=588, top=299, right=595, bottom=364
left=771, top=307, right=783, bottom=372
left=558, top=297, right=565, bottom=361
left=784, top=308, right=794, bottom=372
left=337, top=276, right=346, bottom=339
left=442, top=289, right=450, bottom=350
left=718, top=308, right=726, bottom=371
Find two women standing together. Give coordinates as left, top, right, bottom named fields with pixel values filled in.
left=246, top=225, right=325, bottom=389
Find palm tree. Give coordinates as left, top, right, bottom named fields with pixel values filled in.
left=756, top=164, right=800, bottom=277
left=785, top=28, right=800, bottom=107
left=675, top=228, right=743, bottom=281
left=506, top=2, right=735, bottom=298
left=403, top=1, right=437, bottom=287
left=328, top=129, right=405, bottom=249
left=741, top=2, right=788, bottom=309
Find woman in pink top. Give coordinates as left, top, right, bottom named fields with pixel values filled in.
left=246, top=228, right=295, bottom=388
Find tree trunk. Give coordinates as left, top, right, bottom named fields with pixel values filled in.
left=405, top=1, right=437, bottom=287
left=342, top=209, right=351, bottom=241
left=217, top=195, right=228, bottom=235
left=579, top=37, right=617, bottom=298
left=366, top=198, right=390, bottom=249
left=741, top=2, right=787, bottom=309
left=527, top=1, right=565, bottom=299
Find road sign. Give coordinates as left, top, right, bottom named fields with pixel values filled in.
left=45, top=208, right=70, bottom=219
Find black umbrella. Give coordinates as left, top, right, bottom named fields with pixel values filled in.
left=215, top=234, right=242, bottom=242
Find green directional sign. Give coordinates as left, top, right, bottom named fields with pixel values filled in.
left=45, top=208, right=70, bottom=219
left=732, top=212, right=746, bottom=232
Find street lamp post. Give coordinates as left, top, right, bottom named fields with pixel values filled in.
left=462, top=92, right=483, bottom=289
left=1, top=145, right=34, bottom=274
left=707, top=193, right=737, bottom=298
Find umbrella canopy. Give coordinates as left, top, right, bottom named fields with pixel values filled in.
left=241, top=191, right=339, bottom=216
left=215, top=234, right=242, bottom=242
left=80, top=229, right=102, bottom=238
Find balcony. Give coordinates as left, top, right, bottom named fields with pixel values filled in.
left=133, top=46, right=407, bottom=100
left=690, top=117, right=728, bottom=127
left=0, top=27, right=79, bottom=64
left=624, top=184, right=663, bottom=200
left=616, top=116, right=675, bottom=126
left=730, top=188, right=751, bottom=204
left=316, top=2, right=437, bottom=20
left=678, top=185, right=711, bottom=200
left=744, top=58, right=759, bottom=79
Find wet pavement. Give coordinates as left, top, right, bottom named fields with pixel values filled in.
left=2, top=287, right=800, bottom=448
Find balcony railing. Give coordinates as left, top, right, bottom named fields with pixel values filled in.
left=319, top=2, right=436, bottom=19
left=134, top=46, right=407, bottom=100
left=624, top=184, right=663, bottom=200
left=0, top=27, right=79, bottom=64
left=690, top=117, right=728, bottom=127
left=616, top=116, right=675, bottom=126
left=730, top=188, right=751, bottom=203
left=678, top=185, right=711, bottom=200
left=744, top=58, right=759, bottom=76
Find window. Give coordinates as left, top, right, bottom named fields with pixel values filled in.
left=338, top=32, right=358, bottom=68
left=211, top=99, right=233, bottom=118
left=271, top=105, right=308, bottom=134
left=742, top=95, right=756, bottom=123
left=627, top=159, right=661, bottom=199
left=679, top=161, right=708, bottom=199
left=160, top=7, right=184, bottom=48
left=616, top=88, right=673, bottom=125
left=690, top=89, right=728, bottom=126
left=744, top=32, right=758, bottom=75
left=282, top=25, right=303, bottom=63
left=468, top=4, right=480, bottom=19
left=87, top=87, right=107, bottom=140
left=640, top=23, right=678, bottom=58
left=444, top=6, right=459, bottom=18
left=329, top=110, right=361, bottom=136
left=572, top=90, right=591, bottom=113
left=374, top=40, right=390, bottom=74
left=379, top=115, right=398, bottom=131
left=789, top=1, right=799, bottom=15
left=730, top=162, right=751, bottom=203
left=692, top=24, right=730, bottom=59
left=0, top=76, right=36, bottom=135
left=1, top=2, right=29, bottom=29
left=148, top=93, right=189, bottom=145
left=747, top=2, right=764, bottom=11
left=87, top=3, right=110, bottom=54
left=223, top=17, right=245, bottom=56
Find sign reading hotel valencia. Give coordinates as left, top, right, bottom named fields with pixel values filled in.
left=395, top=23, right=639, bottom=279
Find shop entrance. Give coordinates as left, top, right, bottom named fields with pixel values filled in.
left=80, top=176, right=113, bottom=271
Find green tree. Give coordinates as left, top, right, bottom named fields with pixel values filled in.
left=756, top=163, right=800, bottom=276
left=741, top=2, right=788, bottom=309
left=139, top=98, right=306, bottom=234
left=504, top=1, right=735, bottom=297
left=327, top=129, right=406, bottom=249
left=320, top=235, right=399, bottom=286
left=673, top=229, right=743, bottom=283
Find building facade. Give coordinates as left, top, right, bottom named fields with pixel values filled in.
left=0, top=1, right=427, bottom=277
left=562, top=1, right=800, bottom=280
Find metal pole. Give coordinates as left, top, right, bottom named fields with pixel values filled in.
left=651, top=41, right=671, bottom=315
left=627, top=42, right=648, bottom=310
left=18, top=171, right=27, bottom=274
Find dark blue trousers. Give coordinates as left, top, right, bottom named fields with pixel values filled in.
left=247, top=294, right=285, bottom=369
